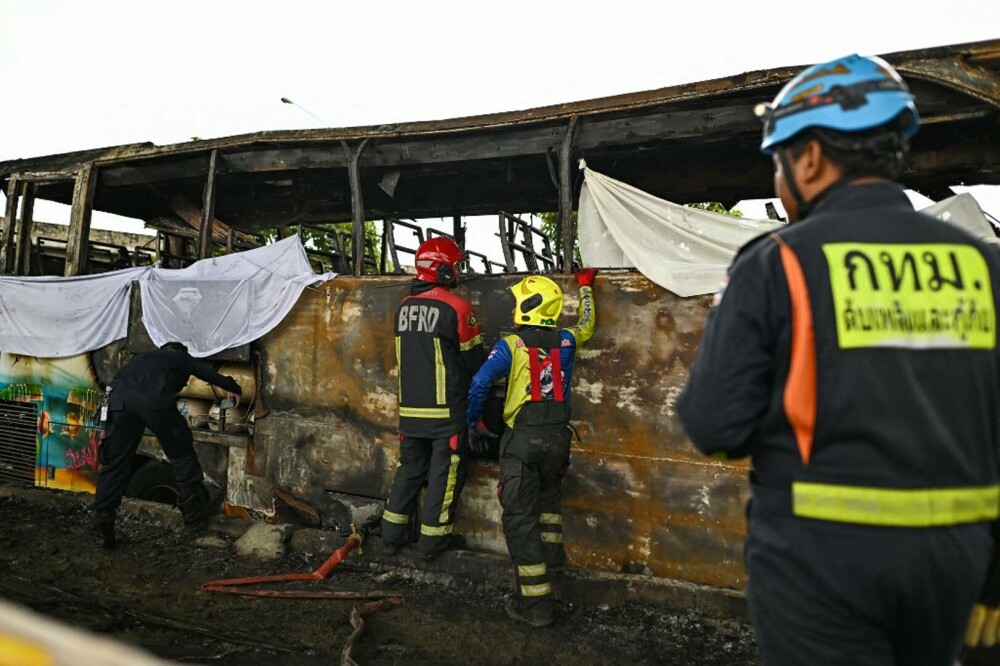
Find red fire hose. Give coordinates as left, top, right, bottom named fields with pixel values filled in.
left=202, top=527, right=403, bottom=664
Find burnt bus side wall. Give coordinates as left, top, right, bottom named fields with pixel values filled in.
left=251, top=273, right=751, bottom=589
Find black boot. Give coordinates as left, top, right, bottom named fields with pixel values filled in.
left=177, top=482, right=214, bottom=530
left=92, top=508, right=116, bottom=549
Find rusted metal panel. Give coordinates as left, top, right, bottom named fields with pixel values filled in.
left=250, top=273, right=751, bottom=588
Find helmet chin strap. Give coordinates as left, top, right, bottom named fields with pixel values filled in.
left=776, top=148, right=850, bottom=221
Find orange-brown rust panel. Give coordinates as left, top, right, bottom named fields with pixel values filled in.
left=250, top=272, right=752, bottom=589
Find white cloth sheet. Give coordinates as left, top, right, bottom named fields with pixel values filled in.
left=579, top=167, right=997, bottom=297
left=0, top=235, right=335, bottom=358
left=578, top=167, right=783, bottom=297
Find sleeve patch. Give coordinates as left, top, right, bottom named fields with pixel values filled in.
left=711, top=276, right=730, bottom=307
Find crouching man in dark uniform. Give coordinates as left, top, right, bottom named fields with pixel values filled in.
left=467, top=269, right=596, bottom=628
left=93, top=341, right=242, bottom=548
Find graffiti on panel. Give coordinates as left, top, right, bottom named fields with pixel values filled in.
left=0, top=352, right=102, bottom=493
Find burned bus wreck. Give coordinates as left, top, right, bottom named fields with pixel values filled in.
left=1, top=39, right=999, bottom=594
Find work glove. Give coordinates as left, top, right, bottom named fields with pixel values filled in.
left=575, top=267, right=597, bottom=287
left=467, top=420, right=498, bottom=454
left=966, top=527, right=1000, bottom=648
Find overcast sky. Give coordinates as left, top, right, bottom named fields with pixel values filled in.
left=1, top=0, right=998, bottom=242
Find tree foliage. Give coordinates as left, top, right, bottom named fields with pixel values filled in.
left=685, top=202, right=744, bottom=217
left=537, top=211, right=580, bottom=268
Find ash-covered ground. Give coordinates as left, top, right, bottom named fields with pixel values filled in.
left=1, top=492, right=995, bottom=665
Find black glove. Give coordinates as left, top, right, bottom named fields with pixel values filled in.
left=467, top=420, right=498, bottom=453
left=966, top=524, right=1000, bottom=648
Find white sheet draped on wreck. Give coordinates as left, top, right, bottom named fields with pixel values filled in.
left=578, top=165, right=997, bottom=297
left=0, top=235, right=336, bottom=358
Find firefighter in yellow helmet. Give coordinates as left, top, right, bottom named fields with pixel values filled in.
left=467, top=268, right=597, bottom=627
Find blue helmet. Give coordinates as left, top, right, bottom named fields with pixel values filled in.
left=757, top=54, right=920, bottom=155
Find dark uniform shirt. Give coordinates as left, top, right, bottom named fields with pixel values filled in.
left=395, top=281, right=484, bottom=439
left=678, top=182, right=1000, bottom=519
left=111, top=348, right=242, bottom=410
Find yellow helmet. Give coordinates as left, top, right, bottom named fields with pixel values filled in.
left=510, top=276, right=563, bottom=328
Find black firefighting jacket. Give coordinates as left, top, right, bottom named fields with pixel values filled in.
left=395, top=280, right=485, bottom=438
left=111, top=348, right=242, bottom=410
left=677, top=182, right=1000, bottom=526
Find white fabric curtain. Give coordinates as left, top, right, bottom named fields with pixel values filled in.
left=0, top=235, right=335, bottom=359
left=0, top=267, right=148, bottom=358
left=140, top=235, right=336, bottom=357
left=578, top=167, right=784, bottom=297
left=578, top=168, right=997, bottom=297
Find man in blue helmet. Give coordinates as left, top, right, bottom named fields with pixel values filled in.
left=678, top=54, right=1000, bottom=664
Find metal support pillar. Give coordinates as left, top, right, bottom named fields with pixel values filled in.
left=198, top=149, right=219, bottom=260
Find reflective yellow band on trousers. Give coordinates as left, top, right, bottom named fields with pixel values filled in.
left=383, top=509, right=409, bottom=525
left=792, top=482, right=1000, bottom=527
left=540, top=532, right=563, bottom=543
left=517, top=563, right=547, bottom=577
left=438, top=454, right=461, bottom=524
left=539, top=513, right=561, bottom=525
left=421, top=523, right=454, bottom=536
left=399, top=406, right=450, bottom=418
left=520, top=582, right=552, bottom=597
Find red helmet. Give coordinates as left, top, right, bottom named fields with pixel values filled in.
left=415, top=237, right=466, bottom=285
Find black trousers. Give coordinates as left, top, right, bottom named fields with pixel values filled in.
left=746, top=500, right=992, bottom=666
left=381, top=432, right=468, bottom=556
left=498, top=425, right=570, bottom=613
left=93, top=403, right=202, bottom=512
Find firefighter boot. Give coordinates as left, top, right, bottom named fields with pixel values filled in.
left=505, top=595, right=554, bottom=628
left=177, top=482, right=214, bottom=530
left=92, top=508, right=117, bottom=549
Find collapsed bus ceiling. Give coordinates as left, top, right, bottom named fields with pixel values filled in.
left=1, top=39, right=999, bottom=235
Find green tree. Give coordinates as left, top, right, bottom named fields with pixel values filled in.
left=685, top=202, right=744, bottom=217
left=537, top=212, right=580, bottom=268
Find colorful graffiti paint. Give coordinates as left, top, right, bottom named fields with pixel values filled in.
left=0, top=352, right=102, bottom=493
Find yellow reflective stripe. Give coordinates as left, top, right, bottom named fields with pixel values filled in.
left=539, top=513, right=561, bottom=525
left=517, top=563, right=547, bottom=577
left=460, top=334, right=483, bottom=351
left=399, top=406, right=450, bottom=418
left=540, top=532, right=563, bottom=543
left=438, top=454, right=461, bottom=524
left=520, top=582, right=552, bottom=597
left=395, top=336, right=401, bottom=399
left=434, top=338, right=446, bottom=404
left=420, top=523, right=454, bottom=537
left=792, top=482, right=1000, bottom=527
left=383, top=509, right=409, bottom=525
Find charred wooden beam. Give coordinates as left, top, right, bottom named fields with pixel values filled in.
left=99, top=156, right=210, bottom=188
left=559, top=117, right=579, bottom=273
left=342, top=139, right=369, bottom=276
left=198, top=150, right=219, bottom=260
left=64, top=164, right=98, bottom=276
left=897, top=56, right=1000, bottom=108
left=15, top=182, right=35, bottom=275
left=0, top=175, right=20, bottom=274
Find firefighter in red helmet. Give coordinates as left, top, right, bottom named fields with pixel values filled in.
left=381, top=237, right=486, bottom=558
